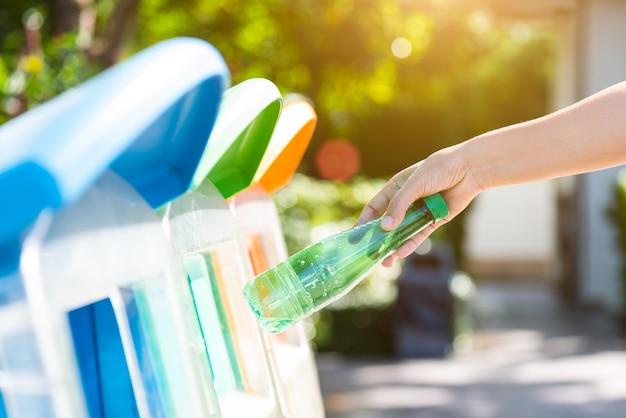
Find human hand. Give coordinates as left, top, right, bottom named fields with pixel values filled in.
left=355, top=144, right=484, bottom=267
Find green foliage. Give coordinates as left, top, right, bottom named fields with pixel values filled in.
left=132, top=0, right=553, bottom=178
left=2, top=0, right=553, bottom=180
left=2, top=1, right=552, bottom=178
left=313, top=306, right=395, bottom=356
left=0, top=1, right=42, bottom=53
left=0, top=7, right=100, bottom=124
left=607, top=169, right=626, bottom=327
left=273, top=173, right=386, bottom=252
left=2, top=34, right=98, bottom=117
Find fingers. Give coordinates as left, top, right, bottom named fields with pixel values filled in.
left=355, top=192, right=392, bottom=226
left=381, top=168, right=431, bottom=231
left=356, top=164, right=422, bottom=228
left=381, top=253, right=398, bottom=268
left=355, top=166, right=415, bottom=226
left=382, top=190, right=420, bottom=231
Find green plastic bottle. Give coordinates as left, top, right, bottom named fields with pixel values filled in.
left=243, top=193, right=449, bottom=334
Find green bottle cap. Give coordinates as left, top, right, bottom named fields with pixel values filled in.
left=423, top=193, right=449, bottom=221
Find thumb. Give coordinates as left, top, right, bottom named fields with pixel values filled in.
left=381, top=186, right=424, bottom=230
left=381, top=167, right=442, bottom=230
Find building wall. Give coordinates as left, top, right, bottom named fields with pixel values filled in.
left=575, top=0, right=626, bottom=312
left=463, top=1, right=575, bottom=280
left=466, top=1, right=626, bottom=316
left=465, top=181, right=557, bottom=279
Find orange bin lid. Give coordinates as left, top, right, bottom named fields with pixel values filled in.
left=253, top=99, right=317, bottom=194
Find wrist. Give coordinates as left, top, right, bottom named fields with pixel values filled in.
left=452, top=136, right=494, bottom=191
left=461, top=124, right=532, bottom=190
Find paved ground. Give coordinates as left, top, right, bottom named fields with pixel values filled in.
left=316, top=280, right=626, bottom=417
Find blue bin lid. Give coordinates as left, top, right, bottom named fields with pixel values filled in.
left=0, top=37, right=230, bottom=249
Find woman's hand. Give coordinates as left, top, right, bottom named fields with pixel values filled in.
left=355, top=145, right=484, bottom=267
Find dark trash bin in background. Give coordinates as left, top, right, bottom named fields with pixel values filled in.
left=393, top=242, right=458, bottom=358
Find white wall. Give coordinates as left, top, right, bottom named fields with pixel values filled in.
left=463, top=1, right=573, bottom=279
left=465, top=181, right=556, bottom=276
left=465, top=1, right=626, bottom=314
left=575, top=0, right=626, bottom=312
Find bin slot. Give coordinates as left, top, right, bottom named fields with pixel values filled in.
left=185, top=253, right=241, bottom=396
left=68, top=299, right=138, bottom=418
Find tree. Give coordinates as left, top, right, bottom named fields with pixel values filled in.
left=132, top=0, right=552, bottom=177
left=43, top=0, right=140, bottom=65
left=0, top=0, right=141, bottom=122
left=1, top=0, right=552, bottom=178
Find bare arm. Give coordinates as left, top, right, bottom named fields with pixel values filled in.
left=470, top=81, right=626, bottom=188
left=357, top=81, right=626, bottom=266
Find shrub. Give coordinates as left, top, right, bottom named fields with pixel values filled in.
left=607, top=169, right=626, bottom=327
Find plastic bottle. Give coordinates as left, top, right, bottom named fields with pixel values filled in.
left=243, top=193, right=449, bottom=334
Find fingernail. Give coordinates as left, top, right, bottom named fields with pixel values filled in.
left=381, top=216, right=394, bottom=230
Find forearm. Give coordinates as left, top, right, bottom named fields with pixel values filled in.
left=462, top=81, right=626, bottom=190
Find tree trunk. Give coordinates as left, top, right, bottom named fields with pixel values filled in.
left=45, top=0, right=138, bottom=68
left=90, top=0, right=140, bottom=67
left=46, top=0, right=94, bottom=36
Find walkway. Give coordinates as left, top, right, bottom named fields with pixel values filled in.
left=316, top=280, right=626, bottom=417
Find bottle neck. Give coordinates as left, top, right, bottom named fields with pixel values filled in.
left=388, top=200, right=434, bottom=249
left=366, top=200, right=434, bottom=260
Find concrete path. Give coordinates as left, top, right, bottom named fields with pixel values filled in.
left=316, top=280, right=626, bottom=417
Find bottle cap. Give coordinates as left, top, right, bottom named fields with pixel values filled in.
left=423, top=193, right=449, bottom=221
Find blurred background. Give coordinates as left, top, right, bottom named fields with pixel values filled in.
left=2, top=0, right=626, bottom=416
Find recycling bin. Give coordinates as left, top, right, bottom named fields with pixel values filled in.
left=22, top=171, right=220, bottom=417
left=0, top=37, right=229, bottom=417
left=230, top=98, right=324, bottom=418
left=164, top=78, right=283, bottom=417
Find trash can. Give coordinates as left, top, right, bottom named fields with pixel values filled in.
left=165, top=78, right=284, bottom=418
left=0, top=37, right=229, bottom=418
left=393, top=242, right=456, bottom=358
left=230, top=98, right=324, bottom=418
left=22, top=170, right=218, bottom=418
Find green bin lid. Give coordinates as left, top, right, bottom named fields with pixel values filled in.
left=191, top=78, right=282, bottom=198
left=423, top=193, right=449, bottom=221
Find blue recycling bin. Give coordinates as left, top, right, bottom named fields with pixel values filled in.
left=0, top=37, right=229, bottom=417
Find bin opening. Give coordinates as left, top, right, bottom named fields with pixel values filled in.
left=68, top=291, right=171, bottom=418
left=68, top=299, right=140, bottom=418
